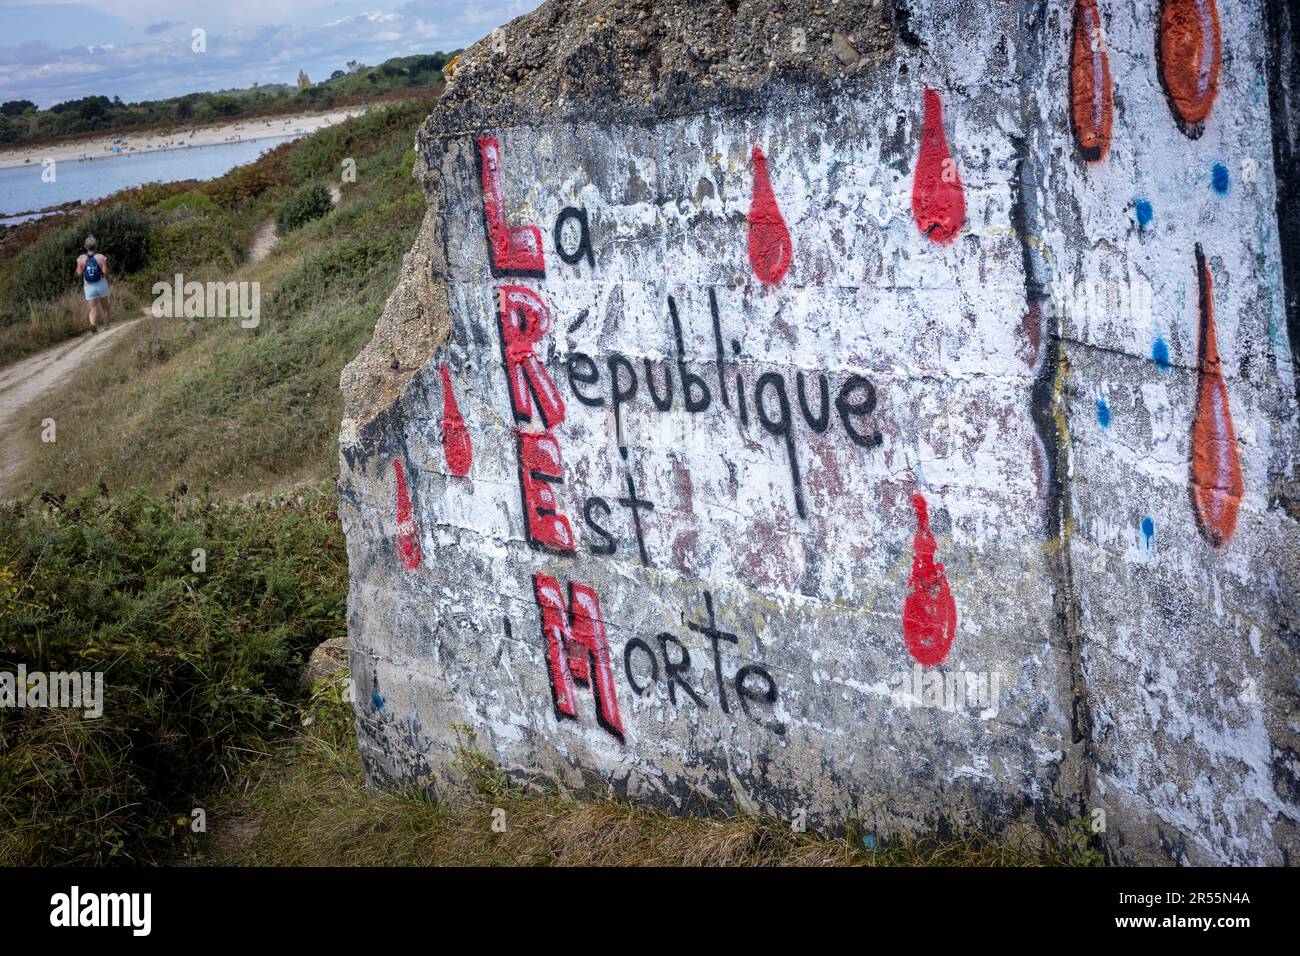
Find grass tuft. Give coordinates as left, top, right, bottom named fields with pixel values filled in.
left=197, top=678, right=1099, bottom=868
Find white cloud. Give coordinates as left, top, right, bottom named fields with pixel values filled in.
left=0, top=1, right=538, bottom=106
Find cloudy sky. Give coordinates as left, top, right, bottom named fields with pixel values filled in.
left=0, top=0, right=539, bottom=107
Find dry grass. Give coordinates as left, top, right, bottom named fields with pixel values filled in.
left=195, top=678, right=1093, bottom=868
left=0, top=286, right=145, bottom=365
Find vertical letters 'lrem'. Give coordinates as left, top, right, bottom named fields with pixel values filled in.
left=476, top=133, right=625, bottom=742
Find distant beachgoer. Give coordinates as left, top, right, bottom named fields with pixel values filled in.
left=76, top=236, right=110, bottom=333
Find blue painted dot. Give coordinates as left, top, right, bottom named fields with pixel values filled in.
left=1141, top=516, right=1155, bottom=548
left=862, top=834, right=878, bottom=851
left=1152, top=336, right=1170, bottom=370
left=371, top=691, right=385, bottom=710
left=1135, top=199, right=1154, bottom=228
left=1096, top=398, right=1111, bottom=429
left=1212, top=163, right=1230, bottom=195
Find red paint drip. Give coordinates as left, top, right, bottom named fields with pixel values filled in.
left=747, top=146, right=793, bottom=285
left=911, top=88, right=966, bottom=243
left=392, top=458, right=422, bottom=571
left=439, top=363, right=473, bottom=477
left=902, top=493, right=957, bottom=667
left=1189, top=244, right=1243, bottom=546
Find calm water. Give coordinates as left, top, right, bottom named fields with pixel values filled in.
left=0, top=133, right=303, bottom=218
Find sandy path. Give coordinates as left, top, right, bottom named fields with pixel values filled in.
left=0, top=319, right=140, bottom=494
left=248, top=182, right=343, bottom=266
left=248, top=219, right=279, bottom=265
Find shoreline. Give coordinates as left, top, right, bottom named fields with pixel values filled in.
left=0, top=107, right=367, bottom=171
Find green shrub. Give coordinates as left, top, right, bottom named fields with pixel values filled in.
left=151, top=189, right=215, bottom=214
left=275, top=184, right=333, bottom=236
left=0, top=205, right=151, bottom=323
left=0, top=487, right=347, bottom=865
left=145, top=214, right=243, bottom=279
left=77, top=205, right=152, bottom=277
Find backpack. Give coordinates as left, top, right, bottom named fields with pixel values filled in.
left=83, top=254, right=102, bottom=283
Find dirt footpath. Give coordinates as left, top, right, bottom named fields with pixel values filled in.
left=0, top=319, right=139, bottom=496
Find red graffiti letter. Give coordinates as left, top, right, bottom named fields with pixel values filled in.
left=517, top=429, right=575, bottom=553
left=478, top=135, right=545, bottom=275
left=498, top=285, right=566, bottom=428
left=534, top=573, right=625, bottom=740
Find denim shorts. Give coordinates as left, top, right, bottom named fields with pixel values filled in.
left=84, top=279, right=109, bottom=300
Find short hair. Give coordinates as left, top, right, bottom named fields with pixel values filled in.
left=84, top=236, right=97, bottom=252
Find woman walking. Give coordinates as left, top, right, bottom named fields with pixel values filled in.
left=76, top=236, right=110, bottom=332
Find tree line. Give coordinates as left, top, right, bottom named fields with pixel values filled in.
left=0, top=52, right=456, bottom=146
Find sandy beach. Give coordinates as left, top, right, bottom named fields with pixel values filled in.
left=0, top=107, right=367, bottom=171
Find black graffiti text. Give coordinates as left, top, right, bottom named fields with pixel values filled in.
left=622, top=589, right=785, bottom=735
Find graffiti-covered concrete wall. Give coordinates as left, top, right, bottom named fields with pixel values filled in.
left=338, top=0, right=1300, bottom=865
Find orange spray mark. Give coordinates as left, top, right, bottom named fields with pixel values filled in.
left=1189, top=244, right=1243, bottom=546
left=1070, top=0, right=1113, bottom=162
left=1157, top=0, right=1221, bottom=137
